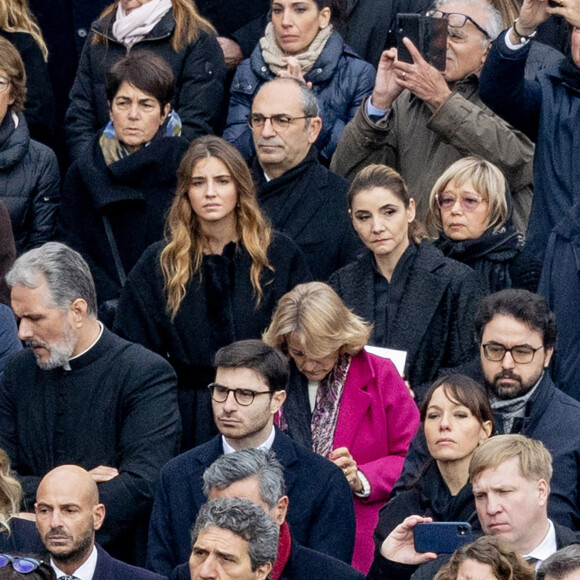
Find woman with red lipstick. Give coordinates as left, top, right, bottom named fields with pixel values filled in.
left=263, top=281, right=420, bottom=573
left=428, top=157, right=542, bottom=295
left=223, top=0, right=375, bottom=164
left=329, top=164, right=483, bottom=402
left=64, top=0, right=226, bottom=161
left=114, top=135, right=311, bottom=451
left=368, top=374, right=494, bottom=580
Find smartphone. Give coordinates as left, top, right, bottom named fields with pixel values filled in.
left=413, top=522, right=473, bottom=554
left=397, top=14, right=448, bottom=71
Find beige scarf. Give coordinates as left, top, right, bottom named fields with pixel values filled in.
left=260, top=22, right=333, bottom=76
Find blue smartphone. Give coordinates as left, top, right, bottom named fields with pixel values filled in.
left=413, top=522, right=473, bottom=554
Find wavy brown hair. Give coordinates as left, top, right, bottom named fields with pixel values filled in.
left=161, top=136, right=273, bottom=319
left=0, top=0, right=48, bottom=60
left=93, top=0, right=216, bottom=52
left=0, top=448, right=23, bottom=534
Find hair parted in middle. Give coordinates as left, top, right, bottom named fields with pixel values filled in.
left=348, top=164, right=427, bottom=245
left=263, top=281, right=371, bottom=359
left=469, top=434, right=553, bottom=486
left=160, top=136, right=273, bottom=319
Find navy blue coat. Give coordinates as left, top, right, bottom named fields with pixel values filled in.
left=394, top=371, right=580, bottom=531
left=94, top=544, right=166, bottom=580
left=146, top=428, right=356, bottom=576
left=479, top=32, right=580, bottom=260
left=224, top=30, right=375, bottom=162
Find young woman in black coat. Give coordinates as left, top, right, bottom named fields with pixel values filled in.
left=114, top=136, right=311, bottom=451
left=428, top=157, right=542, bottom=295
left=329, top=165, right=483, bottom=402
left=59, top=52, right=189, bottom=316
left=64, top=0, right=227, bottom=161
left=368, top=375, right=493, bottom=580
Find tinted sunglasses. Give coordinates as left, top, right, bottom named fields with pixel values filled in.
left=0, top=554, right=44, bottom=574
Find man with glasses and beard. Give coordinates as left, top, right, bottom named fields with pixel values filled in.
left=35, top=465, right=164, bottom=580
left=394, top=289, right=580, bottom=532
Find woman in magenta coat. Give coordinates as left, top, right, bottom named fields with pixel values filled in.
left=263, top=281, right=420, bottom=573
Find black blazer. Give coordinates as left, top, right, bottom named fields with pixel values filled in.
left=94, top=544, right=166, bottom=580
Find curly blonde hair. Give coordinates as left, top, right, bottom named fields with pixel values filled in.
left=0, top=0, right=48, bottom=60
left=0, top=448, right=23, bottom=534
left=161, top=136, right=273, bottom=320
left=93, top=0, right=216, bottom=51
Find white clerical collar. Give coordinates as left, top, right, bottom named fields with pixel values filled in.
left=51, top=545, right=98, bottom=580
left=222, top=425, right=276, bottom=455
left=263, top=170, right=271, bottom=182
left=522, top=519, right=557, bottom=568
left=63, top=322, right=104, bottom=371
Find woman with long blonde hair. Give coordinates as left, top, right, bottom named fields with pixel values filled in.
left=115, top=136, right=311, bottom=450
left=65, top=0, right=227, bottom=161
left=0, top=0, right=54, bottom=144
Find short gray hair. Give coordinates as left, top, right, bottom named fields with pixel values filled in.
left=436, top=0, right=503, bottom=42
left=537, top=546, right=580, bottom=580
left=256, top=77, right=319, bottom=118
left=191, top=497, right=279, bottom=571
left=202, top=449, right=285, bottom=509
left=6, top=242, right=98, bottom=316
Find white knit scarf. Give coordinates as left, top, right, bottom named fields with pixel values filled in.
left=260, top=22, right=333, bottom=76
left=112, top=0, right=173, bottom=47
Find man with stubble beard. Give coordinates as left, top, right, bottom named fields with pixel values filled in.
left=35, top=465, right=165, bottom=580
left=392, top=289, right=580, bottom=532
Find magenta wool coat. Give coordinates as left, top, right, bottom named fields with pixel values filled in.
left=334, top=350, right=419, bottom=572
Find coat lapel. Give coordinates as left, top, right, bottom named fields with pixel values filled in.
left=272, top=429, right=299, bottom=496
left=333, top=353, right=372, bottom=450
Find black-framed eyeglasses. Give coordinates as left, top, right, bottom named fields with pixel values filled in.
left=482, top=343, right=544, bottom=364
left=0, top=77, right=11, bottom=94
left=427, top=9, right=491, bottom=38
left=246, top=113, right=313, bottom=132
left=208, top=383, right=273, bottom=406
left=0, top=554, right=44, bottom=574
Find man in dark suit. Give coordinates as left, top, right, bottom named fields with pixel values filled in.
left=249, top=78, right=360, bottom=281
left=35, top=465, right=165, bottom=580
left=172, top=449, right=364, bottom=580
left=147, top=340, right=356, bottom=576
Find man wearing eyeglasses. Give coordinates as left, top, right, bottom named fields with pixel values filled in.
left=330, top=0, right=534, bottom=234
left=392, top=289, right=580, bottom=532
left=146, top=339, right=355, bottom=577
left=247, top=77, right=360, bottom=281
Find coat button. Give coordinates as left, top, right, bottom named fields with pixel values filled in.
left=78, top=28, right=87, bottom=38
left=261, top=66, right=267, bottom=72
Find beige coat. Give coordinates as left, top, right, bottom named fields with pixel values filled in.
left=330, top=75, right=534, bottom=233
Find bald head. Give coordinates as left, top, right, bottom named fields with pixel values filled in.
left=36, top=465, right=105, bottom=573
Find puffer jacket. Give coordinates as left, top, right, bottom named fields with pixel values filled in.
left=0, top=112, right=60, bottom=253
left=65, top=9, right=227, bottom=161
left=223, top=30, right=375, bottom=162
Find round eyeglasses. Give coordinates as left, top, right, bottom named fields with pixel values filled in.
left=0, top=77, right=11, bottom=94
left=208, top=383, right=273, bottom=406
left=246, top=113, right=313, bottom=132
left=437, top=192, right=487, bottom=212
left=482, top=343, right=544, bottom=364
left=0, top=554, right=44, bottom=574
left=426, top=9, right=491, bottom=38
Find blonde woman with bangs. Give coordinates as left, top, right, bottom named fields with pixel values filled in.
left=428, top=157, right=541, bottom=294
left=115, top=136, right=311, bottom=451
left=263, top=281, right=419, bottom=573
left=0, top=0, right=54, bottom=144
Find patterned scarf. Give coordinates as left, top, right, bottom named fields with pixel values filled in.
left=260, top=22, right=333, bottom=76
left=112, top=0, right=173, bottom=47
left=311, top=353, right=351, bottom=457
left=99, top=108, right=182, bottom=166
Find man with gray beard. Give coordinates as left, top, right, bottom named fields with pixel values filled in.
left=0, top=242, right=180, bottom=564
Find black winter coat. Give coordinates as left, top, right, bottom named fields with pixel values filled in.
left=0, top=31, right=55, bottom=146
left=65, top=10, right=227, bottom=160
left=59, top=132, right=189, bottom=305
left=252, top=147, right=361, bottom=280
left=0, top=113, right=60, bottom=253
left=114, top=236, right=312, bottom=450
left=329, top=242, right=483, bottom=401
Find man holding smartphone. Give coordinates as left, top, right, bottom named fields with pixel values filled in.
left=330, top=0, right=534, bottom=234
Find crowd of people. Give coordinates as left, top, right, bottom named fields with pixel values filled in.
left=0, top=0, right=579, bottom=578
